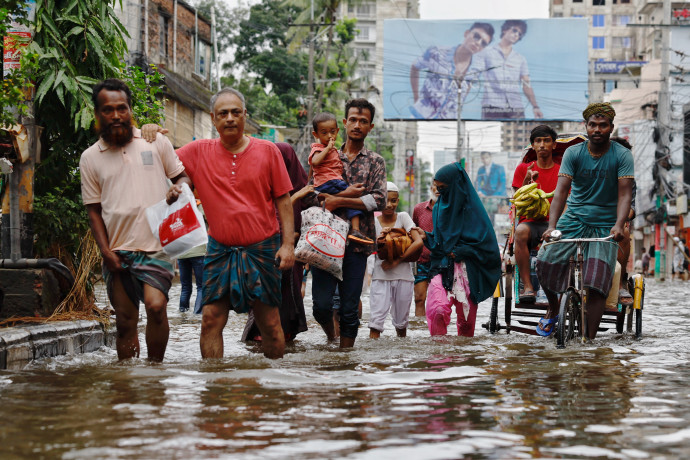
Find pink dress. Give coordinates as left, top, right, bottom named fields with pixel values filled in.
left=426, top=262, right=478, bottom=337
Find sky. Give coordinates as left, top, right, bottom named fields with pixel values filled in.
left=223, top=0, right=551, bottom=162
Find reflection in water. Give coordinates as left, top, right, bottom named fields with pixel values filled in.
left=0, top=279, right=689, bottom=458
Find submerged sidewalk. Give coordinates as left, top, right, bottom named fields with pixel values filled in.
left=0, top=320, right=115, bottom=370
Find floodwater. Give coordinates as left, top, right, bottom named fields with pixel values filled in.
left=1, top=277, right=689, bottom=459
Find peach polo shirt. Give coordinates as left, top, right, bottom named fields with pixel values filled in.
left=80, top=128, right=185, bottom=252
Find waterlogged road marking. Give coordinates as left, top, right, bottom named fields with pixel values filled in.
left=544, top=429, right=576, bottom=438
left=585, top=425, right=623, bottom=433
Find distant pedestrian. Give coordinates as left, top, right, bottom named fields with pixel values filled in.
left=368, top=182, right=423, bottom=338
left=168, top=87, right=295, bottom=359
left=80, top=78, right=190, bottom=362
left=412, top=183, right=439, bottom=316
left=421, top=162, right=501, bottom=337
left=641, top=247, right=650, bottom=277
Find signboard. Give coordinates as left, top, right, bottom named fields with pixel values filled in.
left=2, top=0, right=36, bottom=72
left=594, top=60, right=647, bottom=74
left=383, top=18, right=589, bottom=121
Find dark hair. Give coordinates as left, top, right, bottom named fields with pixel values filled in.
left=92, top=79, right=132, bottom=110
left=480, top=151, right=492, bottom=158
left=501, top=20, right=527, bottom=39
left=344, top=98, right=375, bottom=122
left=611, top=136, right=632, bottom=150
left=470, top=22, right=495, bottom=41
left=529, top=124, right=558, bottom=144
left=312, top=112, right=337, bottom=132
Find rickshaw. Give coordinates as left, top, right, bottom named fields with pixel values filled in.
left=482, top=135, right=645, bottom=346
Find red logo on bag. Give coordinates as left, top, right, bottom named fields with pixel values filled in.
left=305, top=223, right=346, bottom=258
left=159, top=203, right=201, bottom=246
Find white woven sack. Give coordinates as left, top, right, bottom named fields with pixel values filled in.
left=295, top=206, right=350, bottom=280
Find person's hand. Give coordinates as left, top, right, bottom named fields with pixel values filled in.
left=412, top=227, right=426, bottom=240
left=380, top=226, right=392, bottom=234
left=141, top=124, right=168, bottom=143
left=326, top=137, right=336, bottom=152
left=340, top=183, right=365, bottom=198
left=523, top=163, right=538, bottom=185
left=102, top=250, right=125, bottom=273
left=534, top=108, right=544, bottom=119
left=610, top=225, right=625, bottom=242
left=542, top=226, right=557, bottom=241
left=381, top=259, right=400, bottom=270
left=321, top=194, right=339, bottom=211
left=275, top=244, right=295, bottom=271
left=166, top=183, right=183, bottom=205
left=293, top=184, right=314, bottom=200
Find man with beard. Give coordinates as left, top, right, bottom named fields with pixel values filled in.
left=536, top=103, right=634, bottom=339
left=80, top=79, right=191, bottom=361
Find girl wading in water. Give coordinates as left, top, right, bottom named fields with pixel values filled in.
left=421, top=162, right=501, bottom=336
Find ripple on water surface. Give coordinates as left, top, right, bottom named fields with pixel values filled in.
left=1, top=278, right=690, bottom=458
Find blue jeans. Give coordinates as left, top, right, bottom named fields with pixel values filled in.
left=178, top=256, right=204, bottom=313
left=311, top=246, right=367, bottom=338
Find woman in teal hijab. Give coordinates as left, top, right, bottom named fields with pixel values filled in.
left=423, top=162, right=501, bottom=336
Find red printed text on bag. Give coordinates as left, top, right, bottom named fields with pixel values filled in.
left=159, top=202, right=202, bottom=246
left=305, top=223, right=346, bottom=258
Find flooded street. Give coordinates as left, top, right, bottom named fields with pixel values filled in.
left=1, top=277, right=690, bottom=459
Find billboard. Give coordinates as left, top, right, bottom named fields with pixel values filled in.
left=383, top=18, right=589, bottom=121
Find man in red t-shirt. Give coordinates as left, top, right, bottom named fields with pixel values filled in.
left=166, top=88, right=295, bottom=360
left=511, top=125, right=560, bottom=303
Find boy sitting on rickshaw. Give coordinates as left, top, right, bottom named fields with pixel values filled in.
left=536, top=103, right=634, bottom=339
left=512, top=125, right=560, bottom=306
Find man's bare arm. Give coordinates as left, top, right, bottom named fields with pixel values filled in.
left=543, top=175, right=572, bottom=239
left=274, top=193, right=295, bottom=271
left=86, top=203, right=123, bottom=273
left=611, top=178, right=633, bottom=241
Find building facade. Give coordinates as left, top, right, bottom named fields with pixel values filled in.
left=340, top=1, right=421, bottom=210
left=114, top=0, right=221, bottom=147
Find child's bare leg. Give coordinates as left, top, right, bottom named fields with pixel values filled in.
left=351, top=215, right=361, bottom=232
left=347, top=215, right=373, bottom=244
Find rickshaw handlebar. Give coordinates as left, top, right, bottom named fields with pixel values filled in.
left=542, top=233, right=615, bottom=248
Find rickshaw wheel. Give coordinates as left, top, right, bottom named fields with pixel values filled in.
left=489, top=297, right=499, bottom=333
left=556, top=290, right=581, bottom=349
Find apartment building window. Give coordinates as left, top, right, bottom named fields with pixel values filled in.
left=553, top=0, right=562, bottom=4
left=347, top=2, right=375, bottom=17
left=612, top=15, right=631, bottom=26
left=357, top=25, right=375, bottom=41
left=573, top=0, right=582, bottom=2
left=553, top=12, right=563, bottom=17
left=196, top=40, right=208, bottom=77
left=612, top=36, right=631, bottom=48
left=593, top=0, right=605, bottom=5
left=593, top=36, right=605, bottom=49
left=593, top=15, right=605, bottom=27
left=159, top=15, right=169, bottom=59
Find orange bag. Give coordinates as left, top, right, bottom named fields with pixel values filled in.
left=376, top=228, right=413, bottom=263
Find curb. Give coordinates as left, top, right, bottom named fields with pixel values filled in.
left=0, top=320, right=116, bottom=370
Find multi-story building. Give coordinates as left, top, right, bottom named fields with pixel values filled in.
left=549, top=0, right=645, bottom=103
left=339, top=1, right=421, bottom=209
left=115, top=0, right=258, bottom=147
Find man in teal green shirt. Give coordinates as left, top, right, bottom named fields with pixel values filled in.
left=536, top=102, right=634, bottom=339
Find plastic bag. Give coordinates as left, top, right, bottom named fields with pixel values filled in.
left=295, top=206, right=350, bottom=280
left=146, top=183, right=208, bottom=258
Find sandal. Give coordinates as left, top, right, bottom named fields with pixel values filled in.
left=536, top=315, right=558, bottom=337
left=348, top=230, right=374, bottom=245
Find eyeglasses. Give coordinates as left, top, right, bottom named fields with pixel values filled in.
left=509, top=27, right=523, bottom=38
left=471, top=31, right=489, bottom=48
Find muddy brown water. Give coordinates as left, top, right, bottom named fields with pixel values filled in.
left=1, top=277, right=689, bottom=459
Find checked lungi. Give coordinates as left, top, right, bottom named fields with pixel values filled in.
left=103, top=250, right=175, bottom=308
left=536, top=212, right=618, bottom=296
left=201, top=233, right=282, bottom=313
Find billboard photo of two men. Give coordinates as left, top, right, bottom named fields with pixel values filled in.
left=384, top=18, right=589, bottom=121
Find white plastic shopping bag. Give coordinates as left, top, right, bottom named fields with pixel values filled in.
left=146, top=183, right=208, bottom=258
left=295, top=205, right=350, bottom=280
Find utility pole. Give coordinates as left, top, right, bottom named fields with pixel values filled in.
left=456, top=82, right=465, bottom=169
left=655, top=0, right=671, bottom=281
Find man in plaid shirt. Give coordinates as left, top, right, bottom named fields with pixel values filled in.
left=311, top=98, right=387, bottom=348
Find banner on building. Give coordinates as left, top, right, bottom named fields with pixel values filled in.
left=383, top=18, right=589, bottom=121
